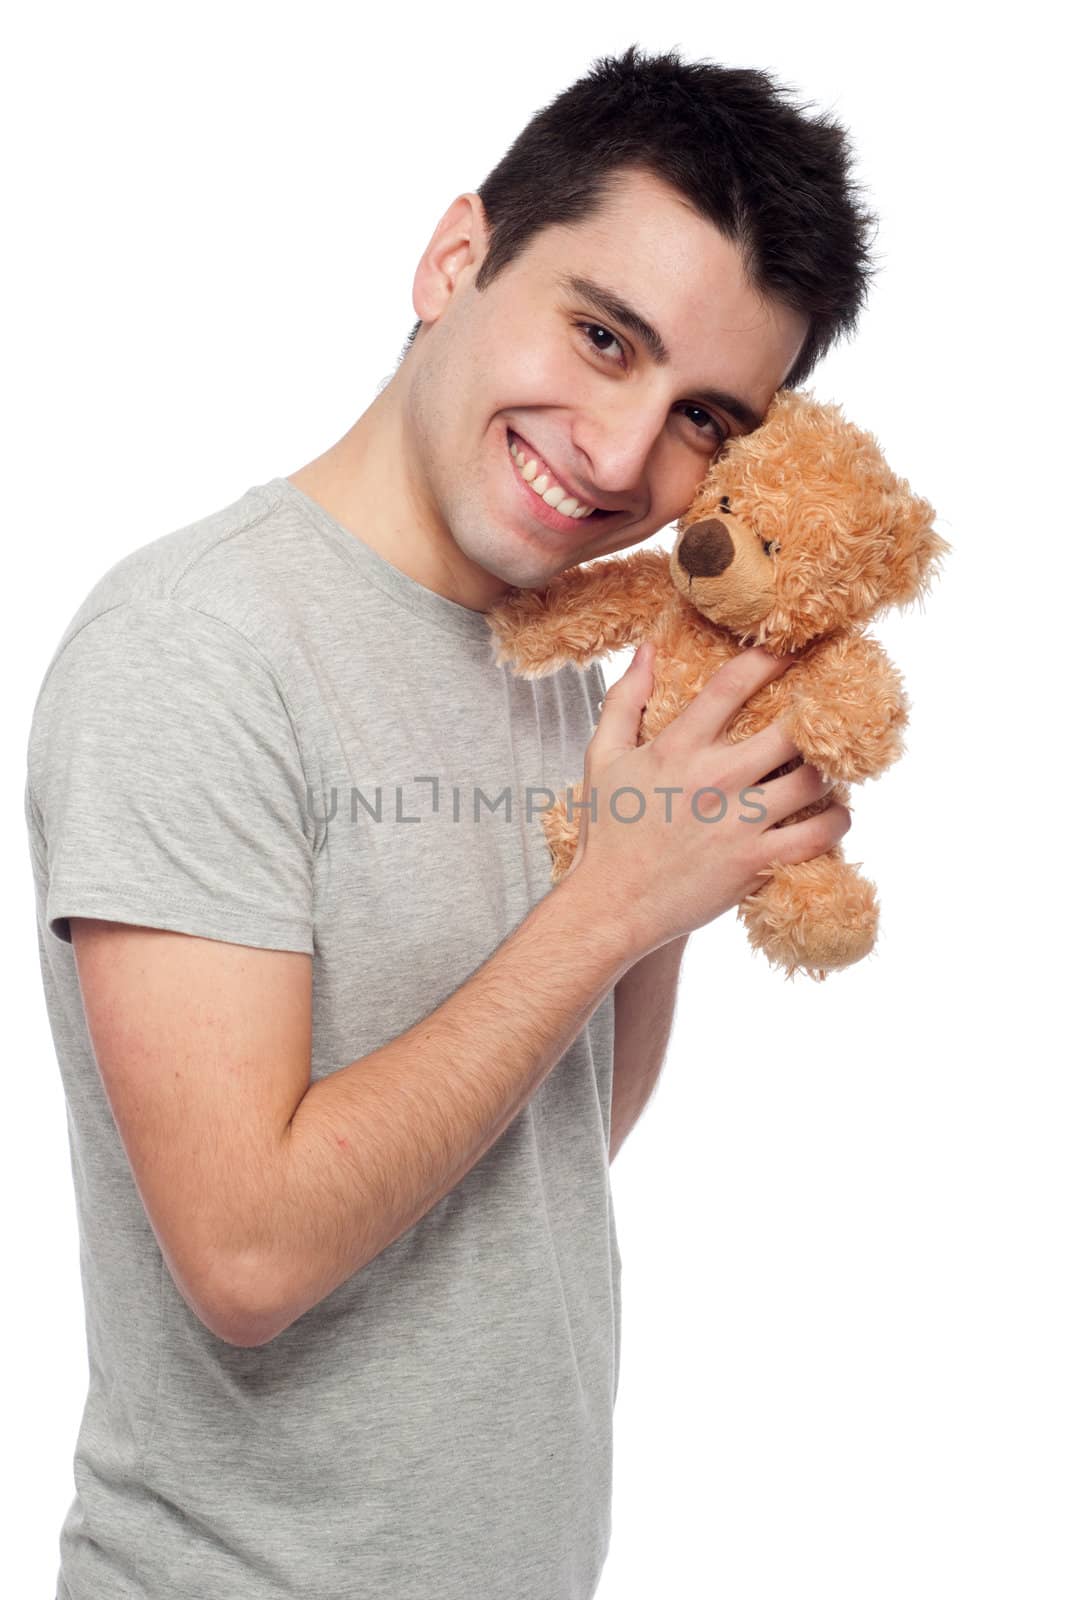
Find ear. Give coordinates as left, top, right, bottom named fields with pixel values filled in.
left=888, top=487, right=952, bottom=608
left=411, top=192, right=490, bottom=326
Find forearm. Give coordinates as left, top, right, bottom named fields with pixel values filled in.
left=608, top=935, right=688, bottom=1163
left=232, top=868, right=639, bottom=1346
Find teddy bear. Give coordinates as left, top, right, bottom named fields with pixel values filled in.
left=485, top=388, right=949, bottom=981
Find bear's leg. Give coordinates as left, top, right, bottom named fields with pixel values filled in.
left=541, top=783, right=585, bottom=884
left=738, top=849, right=879, bottom=981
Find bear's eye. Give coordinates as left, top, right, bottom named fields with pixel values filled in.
left=761, top=539, right=780, bottom=557
left=719, top=496, right=732, bottom=514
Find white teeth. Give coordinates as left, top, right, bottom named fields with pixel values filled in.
left=508, top=433, right=596, bottom=519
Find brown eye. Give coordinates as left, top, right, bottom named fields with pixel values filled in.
left=719, top=496, right=732, bottom=514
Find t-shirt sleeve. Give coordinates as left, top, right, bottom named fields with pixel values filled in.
left=28, top=600, right=317, bottom=953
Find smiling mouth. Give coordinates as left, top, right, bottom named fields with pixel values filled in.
left=506, top=429, right=612, bottom=522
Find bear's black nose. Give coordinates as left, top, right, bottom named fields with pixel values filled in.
left=678, top=519, right=734, bottom=577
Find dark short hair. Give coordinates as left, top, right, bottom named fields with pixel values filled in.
left=401, top=44, right=880, bottom=389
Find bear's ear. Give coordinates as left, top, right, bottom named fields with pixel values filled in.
left=886, top=487, right=951, bottom=609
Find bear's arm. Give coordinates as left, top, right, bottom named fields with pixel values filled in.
left=485, top=547, right=674, bottom=677
left=778, top=631, right=911, bottom=783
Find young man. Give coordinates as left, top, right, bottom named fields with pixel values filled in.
left=25, top=46, right=872, bottom=1600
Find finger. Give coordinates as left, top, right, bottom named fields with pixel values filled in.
left=669, top=646, right=800, bottom=753
left=755, top=760, right=834, bottom=828
left=589, top=640, right=656, bottom=769
left=754, top=802, right=852, bottom=870
left=727, top=715, right=804, bottom=787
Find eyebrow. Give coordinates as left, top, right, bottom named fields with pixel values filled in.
left=557, top=272, right=765, bottom=435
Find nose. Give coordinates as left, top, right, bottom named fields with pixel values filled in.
left=571, top=397, right=671, bottom=502
left=678, top=519, right=735, bottom=577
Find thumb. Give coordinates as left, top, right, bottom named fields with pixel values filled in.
left=592, top=640, right=656, bottom=765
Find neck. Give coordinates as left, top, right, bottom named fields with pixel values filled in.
left=285, top=366, right=510, bottom=613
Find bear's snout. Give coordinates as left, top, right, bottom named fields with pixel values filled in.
left=678, top=519, right=734, bottom=578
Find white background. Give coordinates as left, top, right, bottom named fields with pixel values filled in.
left=5, top=3, right=1061, bottom=1596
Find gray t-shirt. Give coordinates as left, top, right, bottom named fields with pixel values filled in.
left=24, top=476, right=619, bottom=1600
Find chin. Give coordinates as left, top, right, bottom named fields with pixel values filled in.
left=453, top=524, right=558, bottom=592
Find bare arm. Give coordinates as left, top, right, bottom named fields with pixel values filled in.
left=70, top=645, right=848, bottom=1352
left=231, top=868, right=639, bottom=1345
left=608, top=934, right=689, bottom=1164
left=71, top=874, right=639, bottom=1353
left=263, top=648, right=841, bottom=1331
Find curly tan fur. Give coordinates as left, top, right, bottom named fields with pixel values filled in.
left=487, top=389, right=950, bottom=981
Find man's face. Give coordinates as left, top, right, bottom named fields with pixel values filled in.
left=405, top=167, right=809, bottom=596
